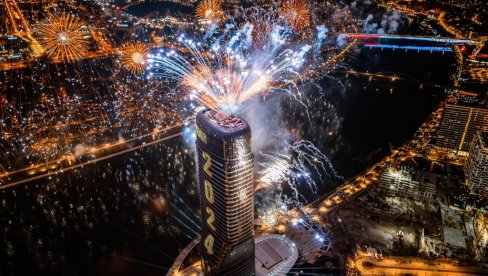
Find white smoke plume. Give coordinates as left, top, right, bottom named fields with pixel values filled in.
left=337, top=34, right=346, bottom=47
left=362, top=14, right=378, bottom=33
left=239, top=97, right=289, bottom=155
left=212, top=23, right=233, bottom=49
left=362, top=10, right=403, bottom=34
left=379, top=10, right=402, bottom=34
left=314, top=25, right=328, bottom=54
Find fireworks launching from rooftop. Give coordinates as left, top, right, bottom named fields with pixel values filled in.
left=148, top=27, right=311, bottom=113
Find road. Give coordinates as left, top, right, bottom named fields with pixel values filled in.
left=3, top=0, right=31, bottom=35
left=354, top=255, right=488, bottom=276
left=0, top=120, right=189, bottom=190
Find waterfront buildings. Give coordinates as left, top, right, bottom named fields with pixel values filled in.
left=436, top=103, right=488, bottom=152
left=465, top=131, right=488, bottom=197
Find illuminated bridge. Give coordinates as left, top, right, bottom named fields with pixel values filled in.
left=340, top=33, right=476, bottom=53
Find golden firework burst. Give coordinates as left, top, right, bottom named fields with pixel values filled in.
left=247, top=9, right=276, bottom=46
left=195, top=0, right=223, bottom=22
left=37, top=13, right=89, bottom=62
left=120, top=43, right=149, bottom=74
left=281, top=0, right=311, bottom=32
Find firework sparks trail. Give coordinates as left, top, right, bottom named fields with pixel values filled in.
left=149, top=2, right=359, bottom=113
left=322, top=75, right=346, bottom=93
left=203, top=23, right=219, bottom=40
left=148, top=25, right=311, bottom=113
left=258, top=140, right=342, bottom=202
left=146, top=4, right=357, bottom=239
left=314, top=25, right=328, bottom=54
left=211, top=23, right=233, bottom=49
left=255, top=139, right=342, bottom=240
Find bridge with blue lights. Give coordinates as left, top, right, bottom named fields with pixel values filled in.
left=340, top=33, right=476, bottom=53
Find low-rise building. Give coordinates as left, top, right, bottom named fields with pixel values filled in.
left=379, top=167, right=437, bottom=202
left=465, top=132, right=488, bottom=197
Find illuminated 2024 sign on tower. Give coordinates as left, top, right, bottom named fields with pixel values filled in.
left=196, top=110, right=255, bottom=276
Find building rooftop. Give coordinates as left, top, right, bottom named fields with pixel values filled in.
left=170, top=234, right=298, bottom=276
left=256, top=241, right=283, bottom=269
left=445, top=102, right=488, bottom=110
left=196, top=109, right=251, bottom=142
left=480, top=132, right=488, bottom=149
left=204, top=109, right=247, bottom=129
left=255, top=234, right=298, bottom=276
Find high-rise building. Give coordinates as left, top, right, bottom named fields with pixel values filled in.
left=436, top=103, right=488, bottom=152
left=196, top=109, right=255, bottom=276
left=465, top=131, right=488, bottom=197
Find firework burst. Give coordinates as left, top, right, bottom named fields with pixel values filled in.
left=37, top=13, right=89, bottom=62
left=195, top=0, right=224, bottom=23
left=281, top=0, right=311, bottom=32
left=119, top=43, right=149, bottom=74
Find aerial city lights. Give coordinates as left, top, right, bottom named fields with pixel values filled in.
left=0, top=0, right=487, bottom=275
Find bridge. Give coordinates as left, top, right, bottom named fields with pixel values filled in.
left=339, top=33, right=478, bottom=53
left=340, top=33, right=476, bottom=45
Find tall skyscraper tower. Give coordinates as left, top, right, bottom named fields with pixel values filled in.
left=196, top=109, right=255, bottom=276
left=465, top=131, right=488, bottom=197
